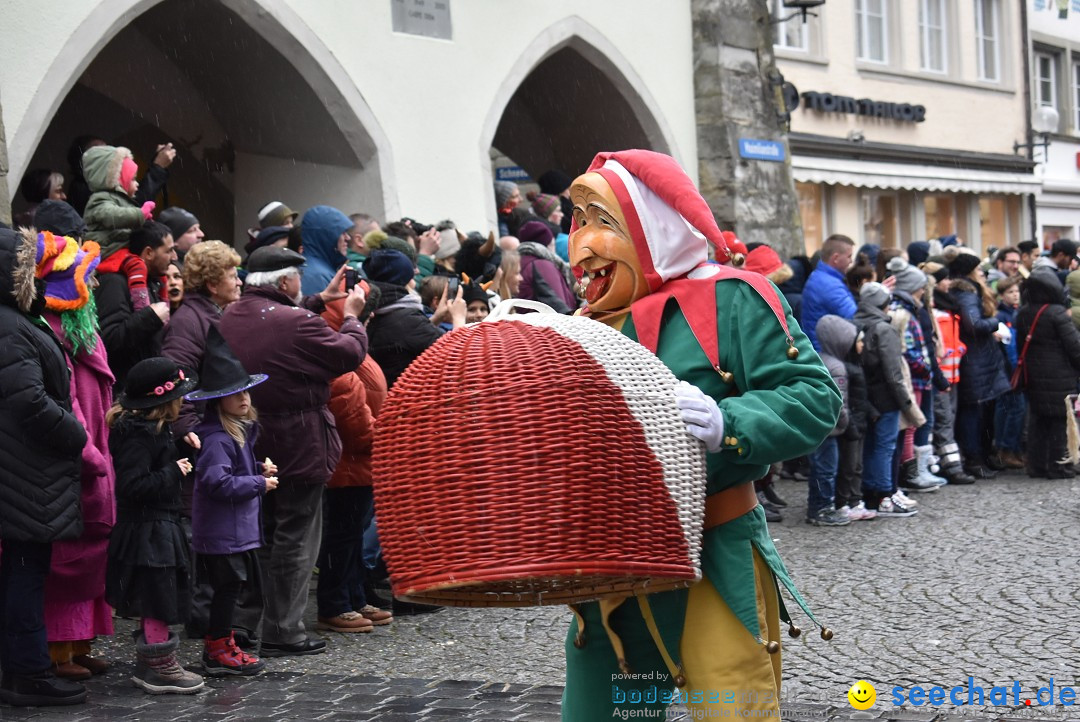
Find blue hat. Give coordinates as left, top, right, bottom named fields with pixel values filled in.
left=363, top=249, right=415, bottom=286
left=906, top=241, right=930, bottom=266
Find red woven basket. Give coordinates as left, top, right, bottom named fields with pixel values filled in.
left=372, top=311, right=707, bottom=606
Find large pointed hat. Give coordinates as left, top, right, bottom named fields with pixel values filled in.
left=184, top=326, right=268, bottom=402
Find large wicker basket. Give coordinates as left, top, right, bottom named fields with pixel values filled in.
left=371, top=308, right=707, bottom=607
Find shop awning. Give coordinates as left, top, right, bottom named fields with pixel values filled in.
left=791, top=155, right=1042, bottom=195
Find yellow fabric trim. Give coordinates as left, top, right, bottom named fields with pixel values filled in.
left=636, top=594, right=682, bottom=683
left=678, top=549, right=781, bottom=714
left=598, top=596, right=630, bottom=672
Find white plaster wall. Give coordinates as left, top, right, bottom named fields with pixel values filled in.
left=0, top=0, right=698, bottom=232
left=232, top=152, right=384, bottom=249
left=776, top=0, right=1026, bottom=154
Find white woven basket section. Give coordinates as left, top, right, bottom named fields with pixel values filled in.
left=503, top=313, right=707, bottom=575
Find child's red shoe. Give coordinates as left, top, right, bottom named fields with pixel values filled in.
left=202, top=633, right=265, bottom=676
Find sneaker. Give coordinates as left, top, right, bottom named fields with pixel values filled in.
left=893, top=490, right=918, bottom=507
left=846, top=502, right=877, bottom=521
left=315, top=611, right=374, bottom=633
left=806, top=508, right=851, bottom=526
left=876, top=495, right=917, bottom=517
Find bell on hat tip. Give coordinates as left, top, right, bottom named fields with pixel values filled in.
left=720, top=370, right=734, bottom=384
left=765, top=641, right=781, bottom=654
left=731, top=253, right=745, bottom=267
left=820, top=627, right=834, bottom=641
left=788, top=624, right=801, bottom=638
left=786, top=343, right=799, bottom=360
left=674, top=674, right=687, bottom=688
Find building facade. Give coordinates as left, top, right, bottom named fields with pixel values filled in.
left=773, top=0, right=1038, bottom=256
left=0, top=1, right=701, bottom=244
left=1029, top=0, right=1080, bottom=247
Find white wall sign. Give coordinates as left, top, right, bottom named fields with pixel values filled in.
left=392, top=0, right=452, bottom=40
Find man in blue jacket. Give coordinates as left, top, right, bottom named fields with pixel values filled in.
left=801, top=234, right=856, bottom=351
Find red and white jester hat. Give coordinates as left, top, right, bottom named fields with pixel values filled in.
left=574, top=150, right=796, bottom=361
left=576, top=150, right=734, bottom=291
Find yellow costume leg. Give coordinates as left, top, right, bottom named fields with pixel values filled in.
left=679, top=549, right=781, bottom=715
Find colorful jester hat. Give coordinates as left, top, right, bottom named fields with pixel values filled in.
left=34, top=231, right=101, bottom=312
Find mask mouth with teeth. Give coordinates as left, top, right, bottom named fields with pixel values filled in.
left=568, top=173, right=648, bottom=314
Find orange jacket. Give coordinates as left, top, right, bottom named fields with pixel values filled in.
left=322, top=300, right=388, bottom=487
left=934, top=307, right=966, bottom=385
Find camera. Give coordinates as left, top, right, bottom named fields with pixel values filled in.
left=446, top=277, right=459, bottom=296
left=344, top=268, right=361, bottom=290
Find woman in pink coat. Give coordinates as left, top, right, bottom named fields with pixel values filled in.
left=35, top=230, right=116, bottom=679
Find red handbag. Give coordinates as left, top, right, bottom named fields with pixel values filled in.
left=1011, top=304, right=1048, bottom=391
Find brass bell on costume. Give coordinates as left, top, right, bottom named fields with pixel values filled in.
left=786, top=342, right=799, bottom=360
left=820, top=627, right=834, bottom=641
left=787, top=623, right=801, bottom=638
left=674, top=674, right=687, bottom=688
left=765, top=641, right=780, bottom=654
left=714, top=365, right=735, bottom=384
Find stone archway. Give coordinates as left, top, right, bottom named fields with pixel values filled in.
left=12, top=0, right=395, bottom=246
left=480, top=17, right=679, bottom=219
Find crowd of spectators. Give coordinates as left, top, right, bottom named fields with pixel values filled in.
left=2, top=138, right=1079, bottom=704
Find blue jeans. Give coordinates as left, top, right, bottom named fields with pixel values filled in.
left=862, top=410, right=900, bottom=497
left=0, top=540, right=52, bottom=674
left=807, top=436, right=840, bottom=517
left=994, top=392, right=1026, bottom=452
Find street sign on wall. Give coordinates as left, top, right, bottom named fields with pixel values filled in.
left=738, top=139, right=786, bottom=162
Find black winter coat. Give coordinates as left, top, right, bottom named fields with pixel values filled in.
left=95, top=272, right=166, bottom=388
left=842, top=359, right=871, bottom=440
left=1015, top=270, right=1080, bottom=417
left=951, top=279, right=1010, bottom=405
left=0, top=228, right=86, bottom=542
left=367, top=282, right=444, bottom=389
left=853, top=302, right=912, bottom=416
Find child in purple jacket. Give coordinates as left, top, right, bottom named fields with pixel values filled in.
left=185, top=329, right=276, bottom=676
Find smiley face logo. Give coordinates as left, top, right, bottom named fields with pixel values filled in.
left=848, top=680, right=876, bottom=710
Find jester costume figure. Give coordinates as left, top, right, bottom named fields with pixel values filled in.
left=561, top=150, right=841, bottom=720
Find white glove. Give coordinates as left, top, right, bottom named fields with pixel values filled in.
left=675, top=381, right=725, bottom=453
left=994, top=322, right=1011, bottom=344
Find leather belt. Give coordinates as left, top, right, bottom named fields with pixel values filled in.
left=704, top=482, right=759, bottom=529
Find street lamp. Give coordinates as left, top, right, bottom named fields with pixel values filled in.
left=774, top=0, right=827, bottom=24
left=1014, top=105, right=1060, bottom=155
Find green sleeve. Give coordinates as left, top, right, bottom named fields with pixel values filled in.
left=714, top=282, right=841, bottom=472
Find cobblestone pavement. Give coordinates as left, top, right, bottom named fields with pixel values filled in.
left=3, top=471, right=1079, bottom=721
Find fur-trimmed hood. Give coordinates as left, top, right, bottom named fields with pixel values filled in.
left=0, top=227, right=43, bottom=314
left=82, top=145, right=133, bottom=194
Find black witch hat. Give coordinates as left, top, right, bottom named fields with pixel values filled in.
left=184, top=326, right=268, bottom=402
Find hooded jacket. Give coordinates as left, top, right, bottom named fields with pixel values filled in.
left=854, top=299, right=913, bottom=416
left=300, top=206, right=352, bottom=296
left=0, top=228, right=87, bottom=542
left=950, top=278, right=1010, bottom=404
left=1015, top=269, right=1080, bottom=417
left=815, top=314, right=854, bottom=436
left=81, top=145, right=145, bottom=259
